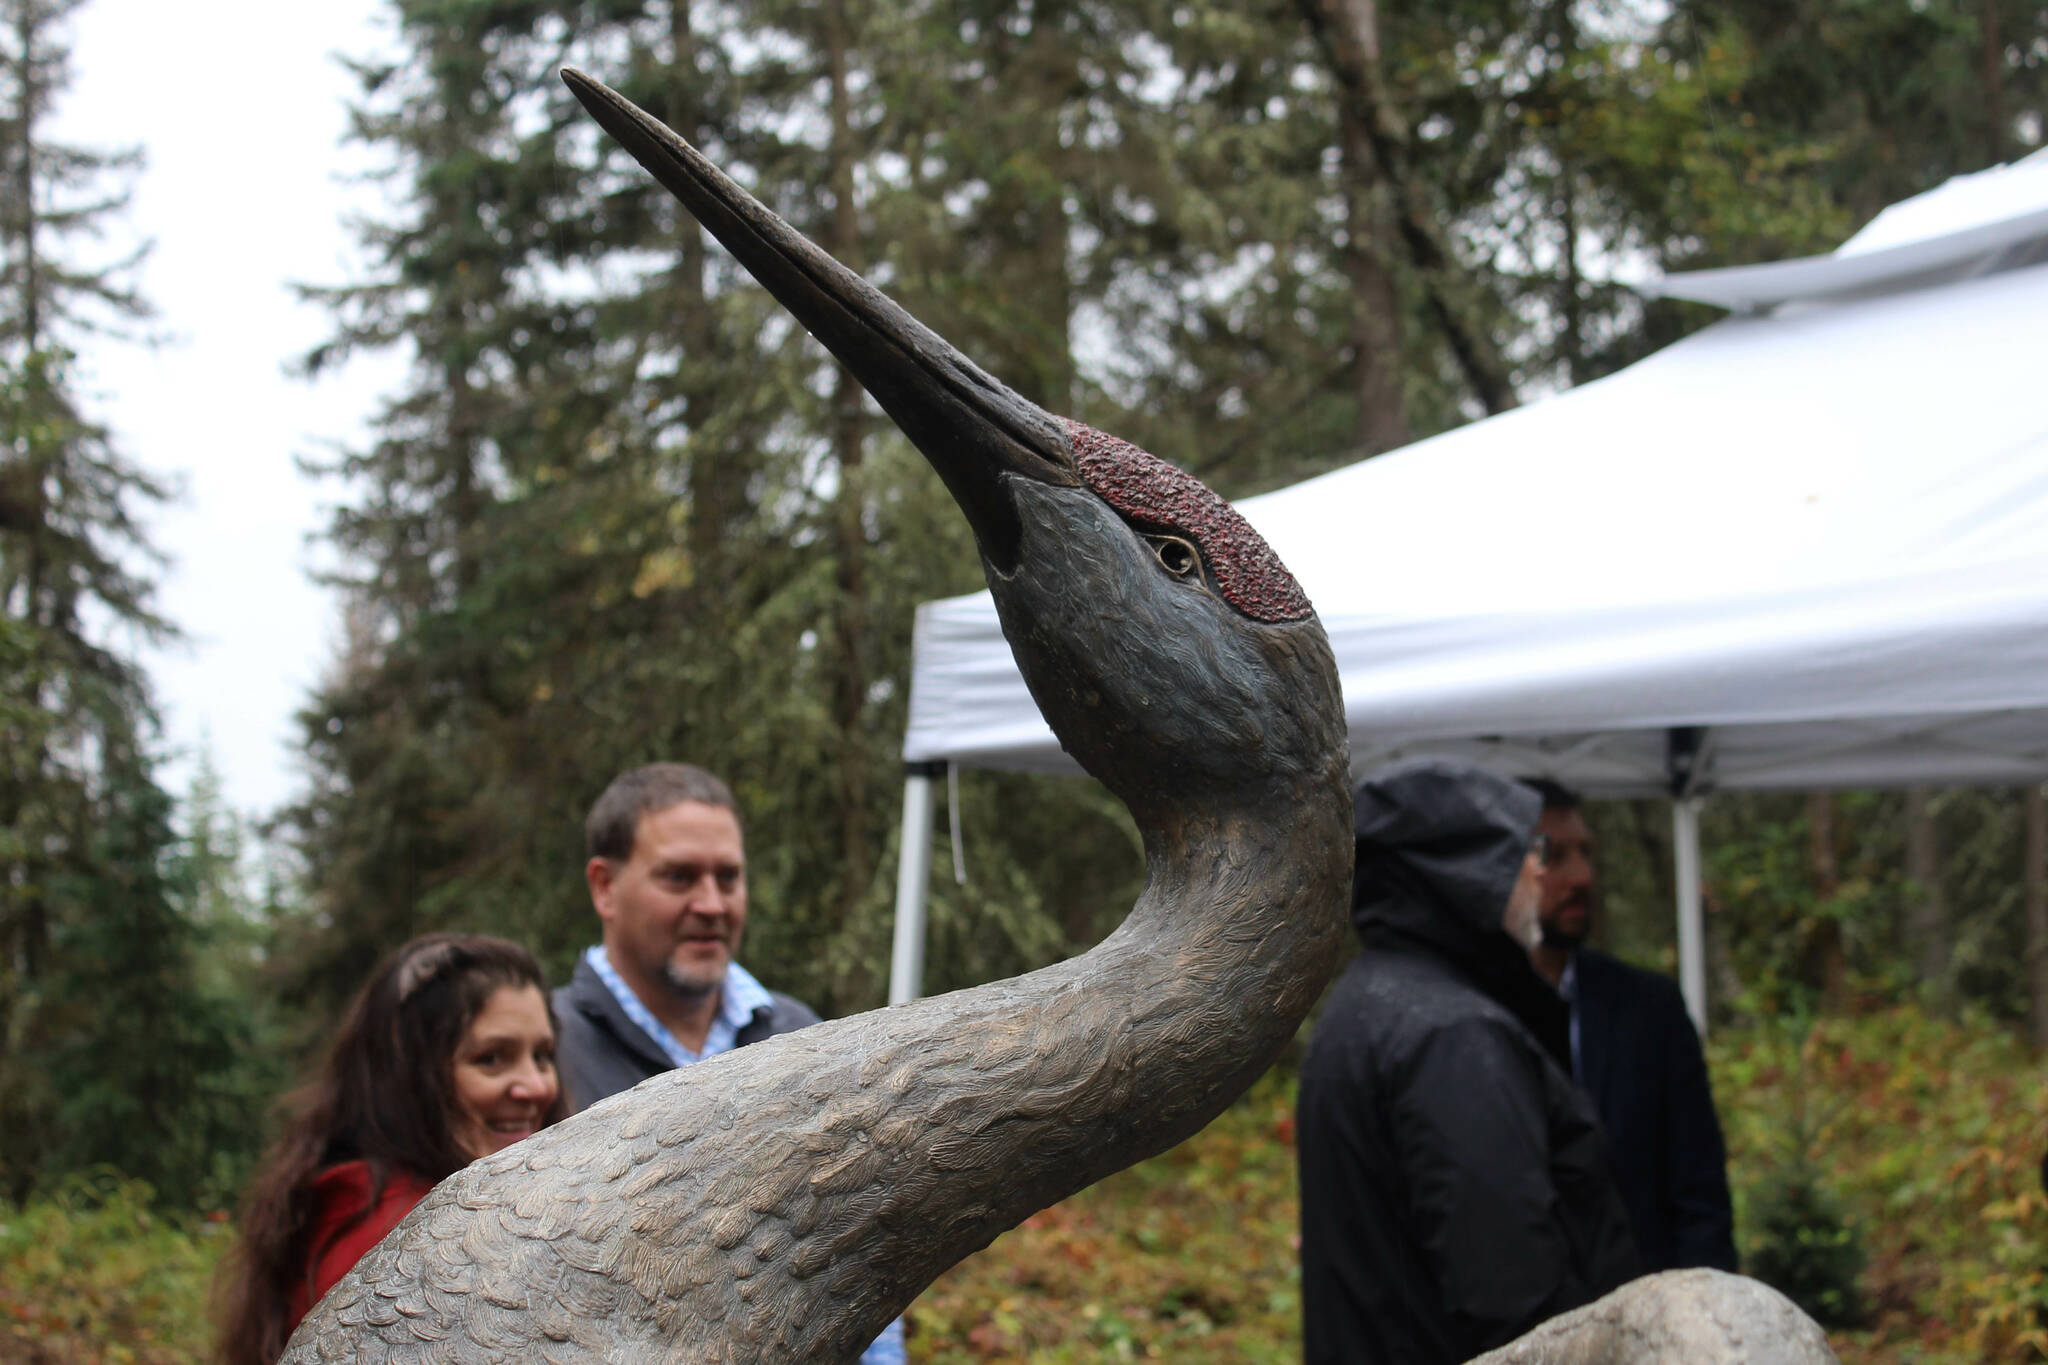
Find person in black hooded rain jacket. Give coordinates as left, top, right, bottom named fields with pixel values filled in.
left=1297, top=757, right=1640, bottom=1365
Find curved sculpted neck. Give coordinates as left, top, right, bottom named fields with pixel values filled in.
left=287, top=732, right=1350, bottom=1364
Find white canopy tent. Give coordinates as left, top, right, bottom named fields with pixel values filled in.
left=888, top=151, right=2048, bottom=1027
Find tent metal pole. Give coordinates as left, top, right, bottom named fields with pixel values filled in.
left=1673, top=795, right=1708, bottom=1036
left=888, top=764, right=943, bottom=1005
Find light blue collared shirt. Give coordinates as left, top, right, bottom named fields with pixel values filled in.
left=583, top=945, right=772, bottom=1065
left=580, top=947, right=905, bottom=1365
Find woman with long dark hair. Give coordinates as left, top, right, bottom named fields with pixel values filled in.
left=214, top=933, right=567, bottom=1365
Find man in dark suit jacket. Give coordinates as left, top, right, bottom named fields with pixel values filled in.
left=1524, top=779, right=1739, bottom=1272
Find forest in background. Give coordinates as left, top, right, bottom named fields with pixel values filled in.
left=8, top=1008, right=2047, bottom=1362
left=5, top=0, right=2048, bottom=1351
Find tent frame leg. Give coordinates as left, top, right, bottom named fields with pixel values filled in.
left=1673, top=795, right=1708, bottom=1036
left=888, top=764, right=943, bottom=1005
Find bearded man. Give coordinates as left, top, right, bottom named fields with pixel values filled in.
left=1524, top=779, right=1738, bottom=1273
left=554, top=763, right=820, bottom=1106
left=553, top=763, right=904, bottom=1365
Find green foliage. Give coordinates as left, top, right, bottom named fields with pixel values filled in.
left=279, top=0, right=1244, bottom=1026
left=917, top=1006, right=2048, bottom=1363
left=31, top=758, right=273, bottom=1210
left=1720, top=1010, right=1867, bottom=1326
left=13, top=0, right=2046, bottom=1275
left=1747, top=1165, right=1867, bottom=1330
left=1930, top=788, right=2036, bottom=1021
left=1672, top=0, right=2048, bottom=226
left=1717, top=1008, right=2048, bottom=1363
left=10, top=1006, right=2048, bottom=1363
left=271, top=0, right=2048, bottom=1062
left=4, top=6, right=2047, bottom=1361
left=0, top=1172, right=224, bottom=1364
left=1571, top=786, right=2048, bottom=1033
left=1736, top=1010, right=1870, bottom=1330
left=1699, top=792, right=1898, bottom=1015
left=0, top=0, right=278, bottom=1207
left=911, top=1068, right=1304, bottom=1365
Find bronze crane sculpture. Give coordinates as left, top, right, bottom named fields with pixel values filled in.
left=284, top=67, right=1352, bottom=1363
left=285, top=71, right=1836, bottom=1365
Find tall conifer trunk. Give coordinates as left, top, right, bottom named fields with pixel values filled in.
left=1806, top=792, right=1847, bottom=1008
left=1550, top=0, right=1584, bottom=387
left=992, top=0, right=1076, bottom=412
left=1903, top=787, right=1948, bottom=1011
left=666, top=0, right=747, bottom=645
left=2025, top=783, right=2048, bottom=1049
left=1297, top=0, right=1519, bottom=416
left=1982, top=0, right=2008, bottom=167
left=823, top=0, right=873, bottom=938
left=10, top=3, right=38, bottom=349
left=3, top=0, right=50, bottom=989
left=6, top=1, right=46, bottom=632
left=1331, top=0, right=1406, bottom=456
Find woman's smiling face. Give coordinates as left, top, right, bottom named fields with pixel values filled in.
left=450, top=983, right=559, bottom=1159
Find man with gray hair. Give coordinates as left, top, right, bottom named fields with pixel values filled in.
left=553, top=762, right=820, bottom=1108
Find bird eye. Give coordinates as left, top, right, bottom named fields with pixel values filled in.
left=1146, top=534, right=1203, bottom=582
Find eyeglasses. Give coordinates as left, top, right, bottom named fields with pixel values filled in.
left=1528, top=833, right=1555, bottom=867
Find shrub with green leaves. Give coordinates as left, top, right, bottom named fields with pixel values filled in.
left=1716, top=1006, right=2048, bottom=1363
left=0, top=1171, right=224, bottom=1365
left=1746, top=1164, right=1867, bottom=1329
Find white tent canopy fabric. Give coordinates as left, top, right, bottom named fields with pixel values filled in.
left=890, top=150, right=2048, bottom=1017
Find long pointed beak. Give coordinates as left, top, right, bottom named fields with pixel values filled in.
left=562, top=68, right=1078, bottom=562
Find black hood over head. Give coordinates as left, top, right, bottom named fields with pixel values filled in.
left=1351, top=757, right=1568, bottom=1064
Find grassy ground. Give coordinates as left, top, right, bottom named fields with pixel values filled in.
left=0, top=1172, right=226, bottom=1364
left=909, top=1069, right=1305, bottom=1365
left=1718, top=1007, right=2048, bottom=1363
left=4, top=1005, right=2042, bottom=1363
left=908, top=1004, right=2048, bottom=1363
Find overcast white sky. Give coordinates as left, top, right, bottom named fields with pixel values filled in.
left=53, top=0, right=403, bottom=822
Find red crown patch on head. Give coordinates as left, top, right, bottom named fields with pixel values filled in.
left=1065, top=419, right=1313, bottom=625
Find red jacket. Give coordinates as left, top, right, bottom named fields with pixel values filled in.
left=288, top=1160, right=437, bottom=1330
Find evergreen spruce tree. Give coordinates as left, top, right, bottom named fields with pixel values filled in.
left=38, top=743, right=253, bottom=1207
left=1670, top=0, right=2047, bottom=233
left=0, top=0, right=253, bottom=1202
left=283, top=0, right=2048, bottom=1035
left=0, top=0, right=165, bottom=995
left=287, top=0, right=627, bottom=1009
left=286, top=0, right=1135, bottom=1012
